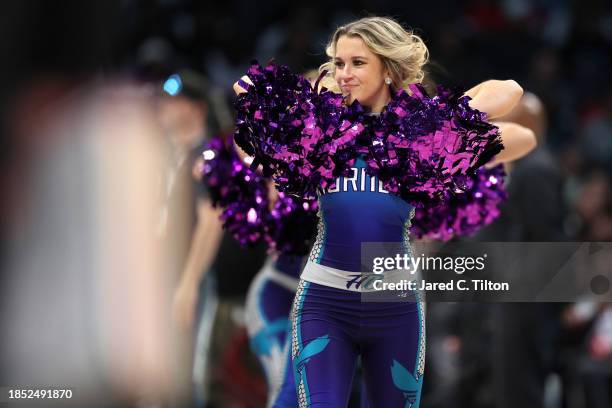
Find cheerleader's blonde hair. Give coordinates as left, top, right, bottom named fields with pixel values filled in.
left=319, top=17, right=429, bottom=93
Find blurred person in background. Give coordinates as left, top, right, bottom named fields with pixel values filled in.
left=572, top=171, right=612, bottom=241
left=155, top=69, right=221, bottom=407
left=472, top=92, right=575, bottom=408
left=486, top=92, right=567, bottom=242
left=164, top=74, right=269, bottom=406
left=157, top=70, right=213, bottom=284
left=246, top=253, right=308, bottom=408
left=564, top=169, right=612, bottom=407
left=577, top=85, right=612, bottom=178
left=579, top=301, right=612, bottom=407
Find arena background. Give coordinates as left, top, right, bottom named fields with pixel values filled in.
left=1, top=1, right=611, bottom=407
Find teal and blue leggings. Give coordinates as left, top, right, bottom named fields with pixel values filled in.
left=288, top=280, right=425, bottom=407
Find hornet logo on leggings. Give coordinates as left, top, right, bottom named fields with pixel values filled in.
left=391, top=360, right=422, bottom=408
left=295, top=335, right=330, bottom=373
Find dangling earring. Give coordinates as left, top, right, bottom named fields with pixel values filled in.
left=384, top=77, right=392, bottom=85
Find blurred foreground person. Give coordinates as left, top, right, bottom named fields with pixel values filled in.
left=1, top=83, right=177, bottom=406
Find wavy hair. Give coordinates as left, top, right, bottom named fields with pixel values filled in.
left=319, top=17, right=429, bottom=93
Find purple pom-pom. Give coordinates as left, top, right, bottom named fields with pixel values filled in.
left=410, top=164, right=508, bottom=241
left=231, top=62, right=508, bottom=244
left=201, top=135, right=272, bottom=247
left=233, top=61, right=366, bottom=199
left=235, top=63, right=503, bottom=207
left=362, top=84, right=504, bottom=206
left=201, top=134, right=318, bottom=253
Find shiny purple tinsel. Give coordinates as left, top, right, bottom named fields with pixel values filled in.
left=234, top=61, right=366, bottom=199
left=410, top=164, right=507, bottom=241
left=233, top=61, right=508, bottom=240
left=201, top=135, right=271, bottom=247
left=201, top=134, right=318, bottom=253
left=362, top=84, right=503, bottom=205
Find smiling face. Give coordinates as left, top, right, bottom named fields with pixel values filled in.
left=334, top=35, right=391, bottom=113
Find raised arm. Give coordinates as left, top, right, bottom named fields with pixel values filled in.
left=464, top=80, right=524, bottom=120
left=488, top=121, right=537, bottom=165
